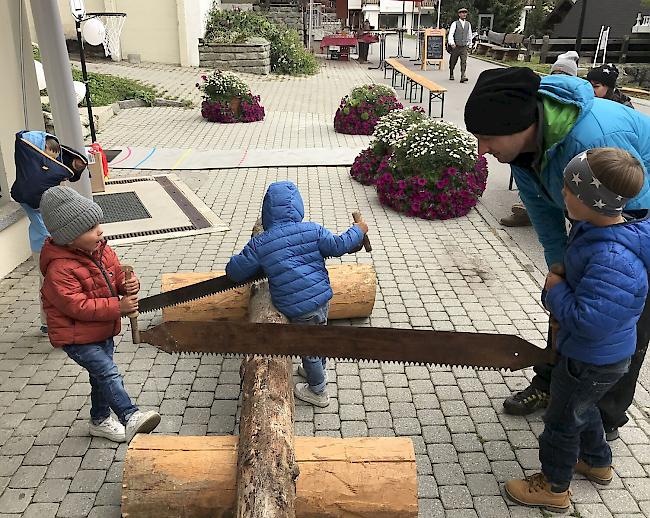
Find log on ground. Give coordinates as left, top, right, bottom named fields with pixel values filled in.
left=121, top=435, right=418, bottom=518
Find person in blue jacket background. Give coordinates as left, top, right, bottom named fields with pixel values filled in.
left=10, top=131, right=88, bottom=333
left=464, top=67, right=650, bottom=440
left=226, top=181, right=368, bottom=407
left=505, top=148, right=650, bottom=511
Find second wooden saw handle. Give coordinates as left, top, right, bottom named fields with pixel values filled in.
left=352, top=211, right=372, bottom=252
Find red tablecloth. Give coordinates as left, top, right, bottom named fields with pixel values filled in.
left=358, top=34, right=379, bottom=44
left=320, top=35, right=358, bottom=48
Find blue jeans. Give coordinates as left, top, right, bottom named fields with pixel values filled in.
left=540, top=355, right=630, bottom=487
left=290, top=303, right=329, bottom=394
left=63, top=338, right=138, bottom=425
left=19, top=203, right=49, bottom=253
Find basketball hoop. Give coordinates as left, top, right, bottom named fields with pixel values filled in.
left=83, top=12, right=126, bottom=61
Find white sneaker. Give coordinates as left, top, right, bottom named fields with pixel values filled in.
left=89, top=416, right=126, bottom=443
left=294, top=382, right=329, bottom=408
left=125, top=410, right=161, bottom=444
left=297, top=365, right=328, bottom=383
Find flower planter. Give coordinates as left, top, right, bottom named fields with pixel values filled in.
left=334, top=84, right=403, bottom=136
left=350, top=115, right=489, bottom=221
left=229, top=97, right=242, bottom=117
left=350, top=148, right=392, bottom=186
left=376, top=156, right=488, bottom=220
left=197, top=71, right=265, bottom=124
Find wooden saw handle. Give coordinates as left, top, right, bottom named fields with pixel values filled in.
left=352, top=211, right=372, bottom=252
left=122, top=266, right=141, bottom=344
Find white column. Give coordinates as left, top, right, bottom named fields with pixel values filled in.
left=31, top=0, right=92, bottom=199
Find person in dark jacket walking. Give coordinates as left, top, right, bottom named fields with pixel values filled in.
left=226, top=181, right=368, bottom=407
left=505, top=148, right=650, bottom=512
left=587, top=64, right=634, bottom=109
left=465, top=67, right=650, bottom=441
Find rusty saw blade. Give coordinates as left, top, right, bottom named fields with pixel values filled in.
left=140, top=320, right=552, bottom=371
left=137, top=271, right=265, bottom=314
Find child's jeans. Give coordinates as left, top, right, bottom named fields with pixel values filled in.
left=63, top=338, right=139, bottom=426
left=20, top=204, right=49, bottom=326
left=540, top=354, right=630, bottom=487
left=290, top=303, right=329, bottom=395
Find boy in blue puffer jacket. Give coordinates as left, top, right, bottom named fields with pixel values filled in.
left=226, top=181, right=368, bottom=407
left=505, top=148, right=650, bottom=513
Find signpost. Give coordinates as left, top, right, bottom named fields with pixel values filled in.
left=421, top=28, right=445, bottom=71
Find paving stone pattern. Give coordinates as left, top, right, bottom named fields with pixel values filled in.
left=1, top=58, right=649, bottom=517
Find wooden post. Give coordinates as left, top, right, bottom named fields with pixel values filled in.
left=524, top=36, right=533, bottom=62
left=235, top=220, right=298, bottom=517
left=540, top=35, right=550, bottom=64
left=620, top=35, right=630, bottom=64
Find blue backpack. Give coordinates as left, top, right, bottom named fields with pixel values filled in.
left=10, top=131, right=87, bottom=209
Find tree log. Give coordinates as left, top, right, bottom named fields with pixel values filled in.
left=122, top=435, right=418, bottom=518
left=161, top=264, right=376, bottom=322
left=236, top=279, right=297, bottom=517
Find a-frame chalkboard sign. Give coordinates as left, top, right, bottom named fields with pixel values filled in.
left=421, top=28, right=446, bottom=71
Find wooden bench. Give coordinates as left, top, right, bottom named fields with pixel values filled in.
left=475, top=30, right=523, bottom=61
left=384, top=58, right=446, bottom=118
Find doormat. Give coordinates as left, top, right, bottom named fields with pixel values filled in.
left=96, top=174, right=228, bottom=245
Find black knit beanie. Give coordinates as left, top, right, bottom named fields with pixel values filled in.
left=464, top=67, right=541, bottom=136
left=586, top=64, right=618, bottom=89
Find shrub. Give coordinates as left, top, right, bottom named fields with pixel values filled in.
left=197, top=70, right=265, bottom=123
left=204, top=9, right=318, bottom=75
left=334, top=84, right=403, bottom=135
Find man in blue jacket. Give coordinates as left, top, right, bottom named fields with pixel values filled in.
left=226, top=181, right=368, bottom=407
left=464, top=67, right=650, bottom=440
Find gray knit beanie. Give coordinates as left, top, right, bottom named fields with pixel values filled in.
left=550, top=51, right=579, bottom=76
left=40, top=186, right=103, bottom=245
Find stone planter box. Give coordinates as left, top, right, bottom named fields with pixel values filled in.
left=199, top=38, right=271, bottom=75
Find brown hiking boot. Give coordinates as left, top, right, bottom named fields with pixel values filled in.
left=500, top=210, right=532, bottom=227
left=505, top=473, right=572, bottom=513
left=575, top=460, right=613, bottom=485
left=511, top=202, right=527, bottom=215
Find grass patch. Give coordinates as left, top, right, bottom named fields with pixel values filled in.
left=71, top=67, right=157, bottom=107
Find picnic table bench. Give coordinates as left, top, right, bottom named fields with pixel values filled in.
left=384, top=58, right=446, bottom=118
left=475, top=31, right=524, bottom=61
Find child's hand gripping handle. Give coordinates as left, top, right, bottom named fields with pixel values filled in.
left=352, top=211, right=372, bottom=252
left=548, top=263, right=565, bottom=363
left=122, top=266, right=141, bottom=344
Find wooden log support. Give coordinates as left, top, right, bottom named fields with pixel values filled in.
left=233, top=217, right=296, bottom=517
left=161, top=264, right=377, bottom=322
left=122, top=435, right=418, bottom=518
left=236, top=279, right=297, bottom=517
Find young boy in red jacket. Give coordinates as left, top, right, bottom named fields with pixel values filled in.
left=39, top=186, right=160, bottom=443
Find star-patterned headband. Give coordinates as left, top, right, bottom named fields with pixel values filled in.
left=563, top=152, right=628, bottom=216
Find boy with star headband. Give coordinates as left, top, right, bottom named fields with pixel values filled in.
left=504, top=148, right=650, bottom=512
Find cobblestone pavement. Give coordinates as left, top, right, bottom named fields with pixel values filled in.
left=1, top=57, right=650, bottom=518
left=82, top=58, right=373, bottom=150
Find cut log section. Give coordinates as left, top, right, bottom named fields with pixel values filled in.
left=161, top=264, right=376, bottom=322
left=122, top=435, right=418, bottom=518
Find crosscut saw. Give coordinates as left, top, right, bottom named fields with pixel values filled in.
left=131, top=212, right=552, bottom=370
